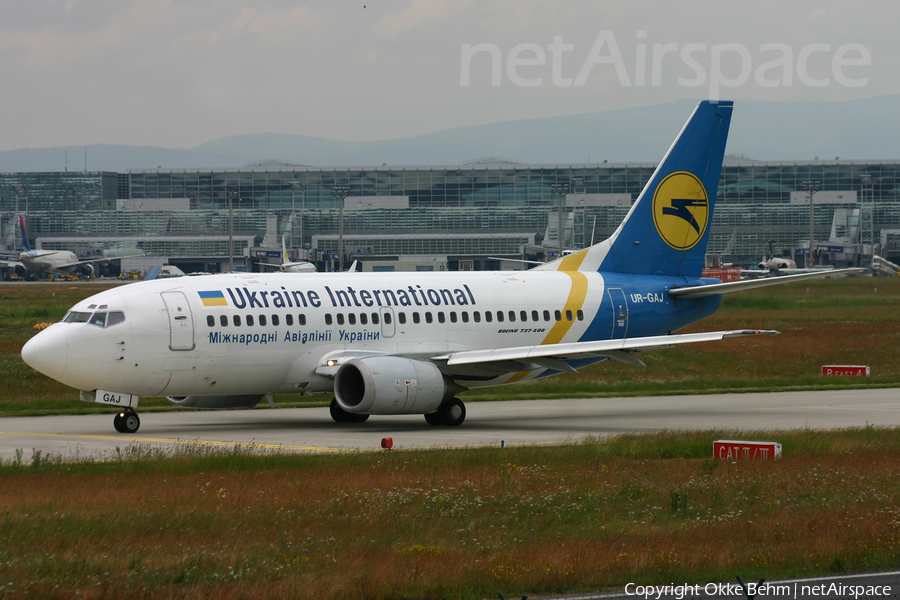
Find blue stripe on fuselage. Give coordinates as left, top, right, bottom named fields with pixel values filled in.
left=580, top=275, right=722, bottom=342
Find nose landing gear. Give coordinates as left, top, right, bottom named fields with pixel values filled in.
left=113, top=408, right=141, bottom=434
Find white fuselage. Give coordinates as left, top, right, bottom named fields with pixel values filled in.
left=20, top=249, right=79, bottom=272
left=21, top=269, right=711, bottom=399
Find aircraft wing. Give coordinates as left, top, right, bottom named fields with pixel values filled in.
left=432, top=329, right=778, bottom=374
left=51, top=254, right=145, bottom=269
left=669, top=268, right=864, bottom=299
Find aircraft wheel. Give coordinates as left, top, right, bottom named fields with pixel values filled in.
left=437, top=397, right=466, bottom=427
left=330, top=399, right=369, bottom=423
left=113, top=413, right=125, bottom=433
left=121, top=410, right=140, bottom=434
left=424, top=411, right=444, bottom=426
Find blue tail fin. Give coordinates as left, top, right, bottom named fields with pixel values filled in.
left=596, top=100, right=732, bottom=277
left=18, top=216, right=32, bottom=253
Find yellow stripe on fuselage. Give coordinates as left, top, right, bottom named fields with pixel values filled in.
left=505, top=250, right=591, bottom=383
left=541, top=250, right=589, bottom=344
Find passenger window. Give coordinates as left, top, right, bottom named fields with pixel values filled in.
left=413, top=312, right=420, bottom=324
left=531, top=310, right=539, bottom=321
left=508, top=311, right=515, bottom=322
left=299, top=314, right=306, bottom=326
left=372, top=313, right=380, bottom=325
left=325, top=314, right=332, bottom=325
left=425, top=312, right=433, bottom=324
left=566, top=310, right=573, bottom=321
left=496, top=311, right=504, bottom=323
left=449, top=312, right=457, bottom=323
left=207, top=315, right=214, bottom=327
left=543, top=310, right=551, bottom=321
left=89, top=312, right=107, bottom=327
left=259, top=315, right=267, bottom=326
left=554, top=310, right=561, bottom=322
left=272, top=314, right=280, bottom=326
left=233, top=315, right=241, bottom=326
left=247, top=315, right=254, bottom=326
left=348, top=313, right=356, bottom=325
left=107, top=312, right=125, bottom=327
left=398, top=312, right=406, bottom=324
left=286, top=314, right=293, bottom=326
left=473, top=311, right=481, bottom=323
left=461, top=312, right=468, bottom=323
left=577, top=309, right=584, bottom=321
left=521, top=311, right=528, bottom=322
left=485, top=311, right=492, bottom=323
left=220, top=315, right=228, bottom=327
left=337, top=314, right=345, bottom=325
left=360, top=313, right=368, bottom=325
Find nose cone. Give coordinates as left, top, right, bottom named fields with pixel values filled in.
left=21, top=325, right=69, bottom=381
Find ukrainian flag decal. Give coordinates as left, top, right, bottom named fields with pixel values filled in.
left=198, top=290, right=227, bottom=307
left=652, top=171, right=709, bottom=251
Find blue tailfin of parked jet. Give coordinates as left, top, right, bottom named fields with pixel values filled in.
left=18, top=216, right=32, bottom=253
left=595, top=100, right=732, bottom=278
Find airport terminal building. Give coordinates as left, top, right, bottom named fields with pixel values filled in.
left=2, top=157, right=900, bottom=274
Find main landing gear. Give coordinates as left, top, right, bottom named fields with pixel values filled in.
left=329, top=399, right=370, bottom=423
left=424, top=397, right=466, bottom=427
left=113, top=408, right=140, bottom=434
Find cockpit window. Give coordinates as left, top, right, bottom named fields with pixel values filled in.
left=62, top=310, right=124, bottom=327
left=63, top=311, right=92, bottom=323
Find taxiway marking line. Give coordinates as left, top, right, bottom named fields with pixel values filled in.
left=0, top=431, right=344, bottom=453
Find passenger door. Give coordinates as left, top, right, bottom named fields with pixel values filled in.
left=161, top=291, right=195, bottom=351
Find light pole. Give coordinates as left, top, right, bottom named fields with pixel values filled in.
left=13, top=185, right=27, bottom=215
left=860, top=174, right=874, bottom=259
left=332, top=185, right=350, bottom=271
left=802, top=180, right=820, bottom=267
left=289, top=181, right=304, bottom=255
left=550, top=182, right=570, bottom=259
left=227, top=191, right=234, bottom=273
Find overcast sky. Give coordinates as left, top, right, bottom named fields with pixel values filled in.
left=1, top=0, right=896, bottom=151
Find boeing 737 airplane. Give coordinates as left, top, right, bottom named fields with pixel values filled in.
left=21, top=101, right=859, bottom=434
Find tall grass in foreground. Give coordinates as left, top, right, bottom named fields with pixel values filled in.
left=0, top=428, right=899, bottom=599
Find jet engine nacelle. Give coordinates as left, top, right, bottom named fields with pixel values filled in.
left=333, top=356, right=458, bottom=415
left=78, top=263, right=97, bottom=278
left=166, top=395, right=263, bottom=409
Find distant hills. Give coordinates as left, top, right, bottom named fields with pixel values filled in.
left=2, top=96, right=899, bottom=172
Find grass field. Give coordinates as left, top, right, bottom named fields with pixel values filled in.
left=1, top=276, right=898, bottom=415
left=1, top=428, right=899, bottom=599
left=1, top=278, right=899, bottom=599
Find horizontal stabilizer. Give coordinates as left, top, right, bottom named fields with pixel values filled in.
left=668, top=268, right=865, bottom=299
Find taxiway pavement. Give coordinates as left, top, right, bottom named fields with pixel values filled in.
left=0, top=388, right=897, bottom=461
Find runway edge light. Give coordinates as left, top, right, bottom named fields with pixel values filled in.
left=714, top=440, right=782, bottom=460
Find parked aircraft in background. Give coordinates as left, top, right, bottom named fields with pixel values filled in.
left=21, top=101, right=861, bottom=434
left=1, top=216, right=142, bottom=279
left=741, top=241, right=836, bottom=278
left=258, top=236, right=316, bottom=273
